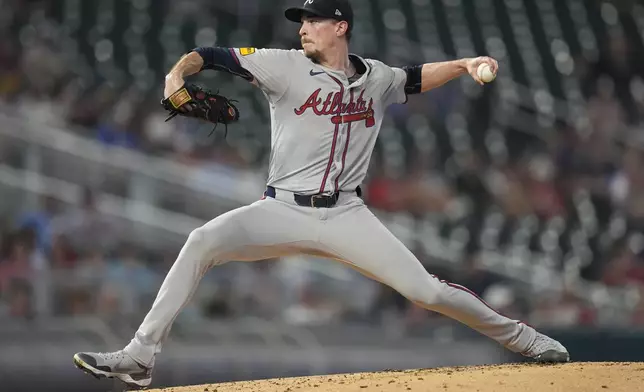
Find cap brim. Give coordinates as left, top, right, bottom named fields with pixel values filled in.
left=285, top=7, right=320, bottom=23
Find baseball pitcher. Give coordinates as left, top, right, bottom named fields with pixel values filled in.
left=73, top=0, right=569, bottom=388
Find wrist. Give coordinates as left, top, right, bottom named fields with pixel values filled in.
left=458, top=58, right=470, bottom=72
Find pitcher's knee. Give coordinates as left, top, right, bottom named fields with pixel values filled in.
left=182, top=217, right=240, bottom=263
left=397, top=280, right=443, bottom=308
left=186, top=227, right=208, bottom=250
left=179, top=225, right=224, bottom=266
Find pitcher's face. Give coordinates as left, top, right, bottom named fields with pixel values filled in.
left=299, top=15, right=347, bottom=63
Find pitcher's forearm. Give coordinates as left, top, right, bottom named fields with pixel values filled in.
left=167, top=52, right=204, bottom=79
left=420, top=59, right=468, bottom=92
left=164, top=52, right=205, bottom=97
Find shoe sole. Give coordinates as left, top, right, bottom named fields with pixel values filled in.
left=73, top=353, right=151, bottom=390
left=533, top=350, right=570, bottom=363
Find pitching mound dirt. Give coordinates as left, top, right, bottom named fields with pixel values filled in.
left=150, top=362, right=644, bottom=392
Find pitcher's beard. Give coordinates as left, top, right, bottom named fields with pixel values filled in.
left=304, top=49, right=323, bottom=64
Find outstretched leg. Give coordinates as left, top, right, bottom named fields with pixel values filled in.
left=73, top=198, right=322, bottom=388
left=322, top=197, right=569, bottom=362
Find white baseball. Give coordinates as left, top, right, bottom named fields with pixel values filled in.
left=477, top=63, right=496, bottom=83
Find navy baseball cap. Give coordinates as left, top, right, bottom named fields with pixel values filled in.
left=285, top=0, right=354, bottom=31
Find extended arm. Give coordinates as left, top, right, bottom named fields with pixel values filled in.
left=403, top=56, right=499, bottom=95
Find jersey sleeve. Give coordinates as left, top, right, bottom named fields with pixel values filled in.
left=382, top=66, right=408, bottom=106
left=231, top=47, right=293, bottom=101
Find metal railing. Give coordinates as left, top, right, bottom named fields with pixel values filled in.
left=0, top=109, right=266, bottom=221
left=0, top=163, right=201, bottom=251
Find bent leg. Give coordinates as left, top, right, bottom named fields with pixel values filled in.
left=322, top=202, right=536, bottom=353
left=125, top=199, right=318, bottom=365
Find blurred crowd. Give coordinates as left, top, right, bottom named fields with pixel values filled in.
left=1, top=187, right=642, bottom=331
left=2, top=0, right=644, bottom=332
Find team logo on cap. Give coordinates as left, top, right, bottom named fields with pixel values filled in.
left=305, top=0, right=314, bottom=5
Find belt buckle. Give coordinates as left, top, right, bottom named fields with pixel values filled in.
left=310, top=194, right=326, bottom=208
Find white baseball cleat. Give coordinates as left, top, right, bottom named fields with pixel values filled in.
left=73, top=350, right=153, bottom=389
left=521, top=332, right=570, bottom=363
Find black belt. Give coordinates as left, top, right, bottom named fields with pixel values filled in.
left=265, top=186, right=362, bottom=208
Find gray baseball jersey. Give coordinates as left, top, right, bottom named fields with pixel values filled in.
left=231, top=48, right=407, bottom=194
left=122, top=48, right=539, bottom=366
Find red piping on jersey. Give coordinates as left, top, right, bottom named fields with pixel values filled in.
left=334, top=123, right=351, bottom=192
left=229, top=48, right=240, bottom=65
left=319, top=123, right=340, bottom=194
left=318, top=75, right=345, bottom=194
left=334, top=88, right=354, bottom=192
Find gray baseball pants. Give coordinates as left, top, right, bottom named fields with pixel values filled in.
left=124, top=190, right=536, bottom=365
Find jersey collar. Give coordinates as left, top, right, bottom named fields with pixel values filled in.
left=346, top=54, right=371, bottom=87
left=304, top=52, right=372, bottom=87
left=349, top=54, right=370, bottom=76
